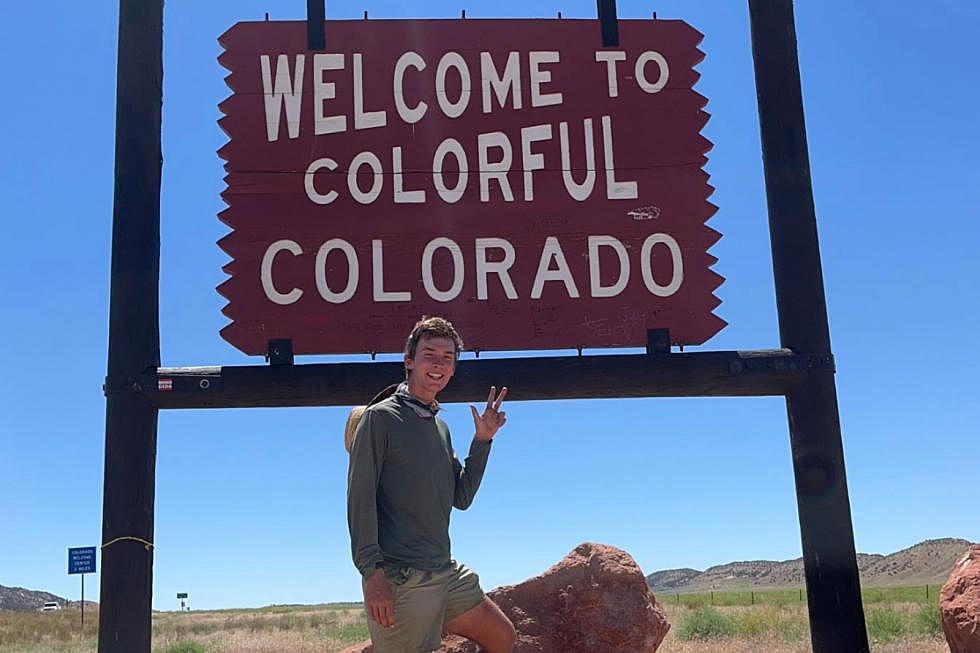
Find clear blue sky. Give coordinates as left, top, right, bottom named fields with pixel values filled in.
left=1, top=0, right=978, bottom=611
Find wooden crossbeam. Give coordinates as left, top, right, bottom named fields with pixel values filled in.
left=140, top=349, right=823, bottom=410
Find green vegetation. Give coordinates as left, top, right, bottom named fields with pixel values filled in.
left=665, top=585, right=947, bottom=646
left=665, top=583, right=942, bottom=607
left=730, top=609, right=771, bottom=637
left=668, top=588, right=805, bottom=607
left=261, top=602, right=363, bottom=614
left=865, top=606, right=907, bottom=642
left=677, top=606, right=736, bottom=640
left=862, top=585, right=942, bottom=604
left=677, top=604, right=811, bottom=642
left=913, top=603, right=943, bottom=637
left=0, top=587, right=949, bottom=653
left=776, top=617, right=809, bottom=642
left=156, top=643, right=206, bottom=653
left=331, top=621, right=370, bottom=643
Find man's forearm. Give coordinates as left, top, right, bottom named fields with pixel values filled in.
left=347, top=410, right=385, bottom=576
left=348, top=487, right=384, bottom=577
left=453, top=437, right=492, bottom=509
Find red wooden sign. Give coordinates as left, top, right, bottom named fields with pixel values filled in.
left=217, top=19, right=724, bottom=356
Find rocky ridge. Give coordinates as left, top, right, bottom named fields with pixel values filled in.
left=0, top=585, right=67, bottom=613
left=646, top=538, right=974, bottom=593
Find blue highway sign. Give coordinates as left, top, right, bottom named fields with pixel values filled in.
left=68, top=547, right=96, bottom=575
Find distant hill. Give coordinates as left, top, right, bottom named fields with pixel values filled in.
left=0, top=585, right=67, bottom=613
left=646, top=538, right=974, bottom=593
left=0, top=585, right=97, bottom=613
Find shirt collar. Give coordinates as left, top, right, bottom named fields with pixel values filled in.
left=395, top=382, right=440, bottom=418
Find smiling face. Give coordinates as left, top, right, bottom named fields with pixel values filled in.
left=404, top=335, right=457, bottom=403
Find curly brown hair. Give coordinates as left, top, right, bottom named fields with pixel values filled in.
left=404, top=316, right=464, bottom=368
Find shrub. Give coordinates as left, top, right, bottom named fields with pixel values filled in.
left=777, top=618, right=808, bottom=642
left=157, top=642, right=207, bottom=653
left=678, top=606, right=736, bottom=640
left=866, top=607, right=906, bottom=643
left=333, top=621, right=370, bottom=643
left=679, top=595, right=703, bottom=609
left=732, top=610, right=771, bottom=637
left=912, top=603, right=942, bottom=637
left=308, top=613, right=331, bottom=629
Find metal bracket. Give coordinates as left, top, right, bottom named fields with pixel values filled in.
left=307, top=0, right=325, bottom=51
left=267, top=339, right=294, bottom=366
left=596, top=0, right=619, bottom=47
left=152, top=373, right=224, bottom=394
left=806, top=352, right=836, bottom=372
left=728, top=352, right=835, bottom=376
left=106, top=371, right=225, bottom=396
left=103, top=375, right=142, bottom=396
left=646, top=328, right=671, bottom=355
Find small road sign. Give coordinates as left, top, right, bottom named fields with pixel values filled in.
left=176, top=593, right=188, bottom=599
left=68, top=547, right=96, bottom=575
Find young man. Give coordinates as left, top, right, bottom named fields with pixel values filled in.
left=347, top=316, right=516, bottom=653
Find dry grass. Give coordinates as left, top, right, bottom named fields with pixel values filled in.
left=0, top=608, right=97, bottom=653
left=0, top=600, right=950, bottom=652
left=0, top=606, right=367, bottom=653
left=151, top=607, right=367, bottom=653
left=658, top=632, right=948, bottom=653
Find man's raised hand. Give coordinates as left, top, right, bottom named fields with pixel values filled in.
left=471, top=386, right=508, bottom=442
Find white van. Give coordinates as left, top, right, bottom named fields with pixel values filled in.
left=41, top=602, right=61, bottom=612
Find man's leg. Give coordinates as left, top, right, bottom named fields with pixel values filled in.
left=445, top=598, right=516, bottom=653
left=364, top=568, right=446, bottom=653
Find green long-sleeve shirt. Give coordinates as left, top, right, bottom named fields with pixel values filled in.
left=347, top=395, right=492, bottom=578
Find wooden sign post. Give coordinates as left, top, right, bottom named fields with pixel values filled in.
left=98, top=1, right=869, bottom=651
left=98, top=1, right=162, bottom=651
left=748, top=1, right=868, bottom=649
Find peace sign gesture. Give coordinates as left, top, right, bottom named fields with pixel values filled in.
left=471, top=386, right=508, bottom=442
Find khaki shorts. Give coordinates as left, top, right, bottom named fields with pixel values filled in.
left=364, top=560, right=486, bottom=653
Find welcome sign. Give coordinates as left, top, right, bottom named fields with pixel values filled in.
left=217, top=18, right=724, bottom=355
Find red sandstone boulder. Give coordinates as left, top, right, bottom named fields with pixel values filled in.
left=340, top=542, right=670, bottom=653
left=941, top=544, right=980, bottom=653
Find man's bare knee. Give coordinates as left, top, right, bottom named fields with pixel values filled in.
left=473, top=620, right=515, bottom=653
left=446, top=599, right=515, bottom=653
left=485, top=614, right=515, bottom=652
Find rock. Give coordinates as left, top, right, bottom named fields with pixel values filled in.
left=340, top=542, right=670, bottom=653
left=941, top=544, right=980, bottom=653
